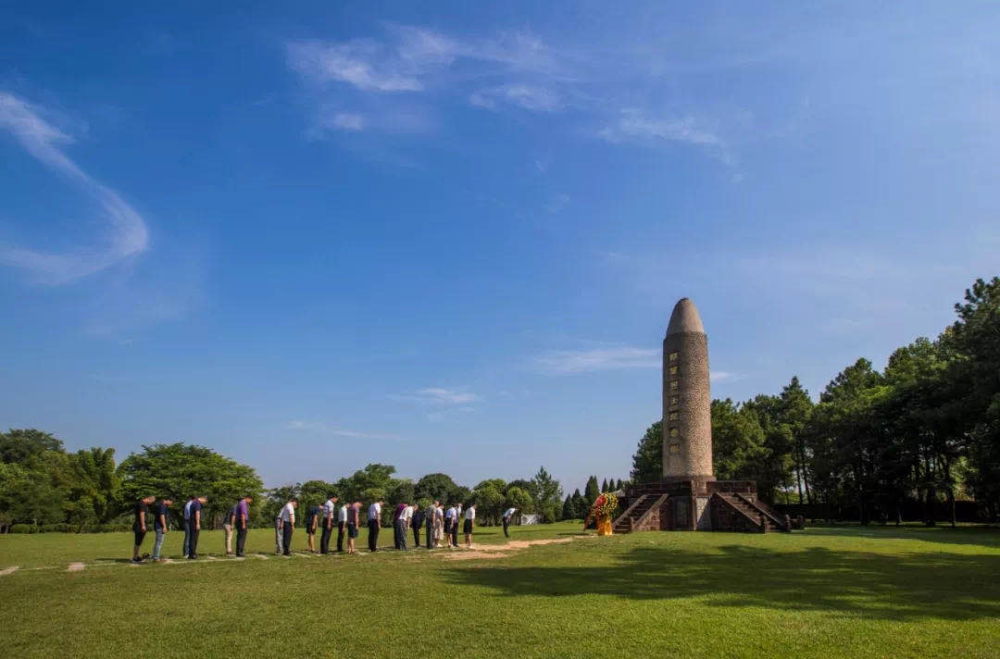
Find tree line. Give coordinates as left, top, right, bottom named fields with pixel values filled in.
left=631, top=276, right=1000, bottom=525
left=0, top=432, right=578, bottom=532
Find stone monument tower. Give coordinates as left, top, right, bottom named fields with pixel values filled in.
left=662, top=297, right=714, bottom=490
left=612, top=297, right=785, bottom=533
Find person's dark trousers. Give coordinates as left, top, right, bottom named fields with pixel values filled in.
left=396, top=520, right=409, bottom=551
left=426, top=518, right=433, bottom=548
left=368, top=520, right=379, bottom=552
left=282, top=523, right=293, bottom=556
left=236, top=526, right=247, bottom=557
left=188, top=527, right=200, bottom=558
left=182, top=519, right=191, bottom=557
left=392, top=520, right=399, bottom=549
left=413, top=523, right=420, bottom=548
left=320, top=522, right=332, bottom=554
left=503, top=518, right=510, bottom=538
left=337, top=522, right=345, bottom=552
left=451, top=524, right=459, bottom=547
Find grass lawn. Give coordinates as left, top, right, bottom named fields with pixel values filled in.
left=1, top=522, right=998, bottom=658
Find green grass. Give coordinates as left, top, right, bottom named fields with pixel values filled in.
left=2, top=523, right=999, bottom=658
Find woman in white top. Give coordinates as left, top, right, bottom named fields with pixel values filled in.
left=463, top=505, right=476, bottom=548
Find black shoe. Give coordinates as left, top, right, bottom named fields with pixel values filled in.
left=188, top=555, right=197, bottom=560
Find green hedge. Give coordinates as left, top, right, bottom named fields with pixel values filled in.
left=9, top=524, right=36, bottom=534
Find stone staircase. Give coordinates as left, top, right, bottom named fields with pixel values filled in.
left=714, top=493, right=789, bottom=532
left=613, top=494, right=657, bottom=533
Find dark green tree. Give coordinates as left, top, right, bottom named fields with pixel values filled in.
left=630, top=421, right=662, bottom=484
left=562, top=495, right=575, bottom=521
left=117, top=443, right=264, bottom=529
left=530, top=466, right=562, bottom=523
left=415, top=472, right=458, bottom=504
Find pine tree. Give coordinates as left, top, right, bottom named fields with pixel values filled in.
left=600, top=478, right=609, bottom=494
left=562, top=495, right=575, bottom=521
left=572, top=489, right=588, bottom=519
left=584, top=475, right=600, bottom=506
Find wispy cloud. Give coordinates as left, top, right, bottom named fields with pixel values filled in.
left=287, top=26, right=570, bottom=137
left=599, top=109, right=722, bottom=147
left=287, top=39, right=425, bottom=92
left=470, top=84, right=561, bottom=112
left=545, top=193, right=570, bottom=214
left=321, top=112, right=365, bottom=131
left=0, top=92, right=150, bottom=284
left=533, top=346, right=660, bottom=374
left=533, top=344, right=737, bottom=380
left=287, top=420, right=406, bottom=441
left=393, top=387, right=481, bottom=406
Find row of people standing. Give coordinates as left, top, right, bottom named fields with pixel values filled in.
left=131, top=494, right=253, bottom=562
left=132, top=494, right=518, bottom=561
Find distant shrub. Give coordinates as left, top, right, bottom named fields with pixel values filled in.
left=42, top=523, right=72, bottom=533
left=10, top=524, right=36, bottom=534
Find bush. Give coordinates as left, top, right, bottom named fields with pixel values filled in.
left=10, top=524, right=36, bottom=534
left=39, top=523, right=72, bottom=533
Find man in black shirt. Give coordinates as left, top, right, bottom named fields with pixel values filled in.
left=411, top=504, right=425, bottom=549
left=152, top=498, right=172, bottom=562
left=132, top=495, right=156, bottom=563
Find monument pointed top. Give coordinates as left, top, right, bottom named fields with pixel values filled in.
left=666, top=297, right=705, bottom=335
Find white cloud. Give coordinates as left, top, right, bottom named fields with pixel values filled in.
left=0, top=92, right=150, bottom=284
left=406, top=387, right=480, bottom=405
left=322, top=112, right=365, bottom=131
left=533, top=345, right=737, bottom=380
left=287, top=40, right=424, bottom=92
left=287, top=26, right=570, bottom=138
left=470, top=84, right=561, bottom=112
left=534, top=346, right=660, bottom=374
left=599, top=109, right=722, bottom=147
left=287, top=420, right=406, bottom=441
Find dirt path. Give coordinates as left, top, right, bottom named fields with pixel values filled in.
left=442, top=536, right=588, bottom=561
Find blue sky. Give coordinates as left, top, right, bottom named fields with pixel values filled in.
left=1, top=2, right=998, bottom=492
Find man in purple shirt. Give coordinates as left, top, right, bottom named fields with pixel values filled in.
left=235, top=495, right=252, bottom=558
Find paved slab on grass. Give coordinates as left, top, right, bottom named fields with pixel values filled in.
left=0, top=566, right=19, bottom=577
left=67, top=562, right=85, bottom=572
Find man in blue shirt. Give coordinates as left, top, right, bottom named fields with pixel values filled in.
left=152, top=498, right=173, bottom=562
left=182, top=496, right=195, bottom=557
left=187, top=496, right=207, bottom=559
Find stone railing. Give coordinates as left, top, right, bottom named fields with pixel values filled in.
left=735, top=493, right=788, bottom=530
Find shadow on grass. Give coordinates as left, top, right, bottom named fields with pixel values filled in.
left=798, top=525, right=1000, bottom=549
left=445, top=544, right=1000, bottom=621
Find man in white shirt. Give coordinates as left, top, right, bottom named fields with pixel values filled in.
left=337, top=502, right=348, bottom=552
left=321, top=494, right=338, bottom=555
left=397, top=504, right=413, bottom=551
left=278, top=498, right=298, bottom=556
left=502, top=507, right=517, bottom=538
left=367, top=500, right=383, bottom=552
left=464, top=504, right=476, bottom=548
left=451, top=503, right=463, bottom=548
